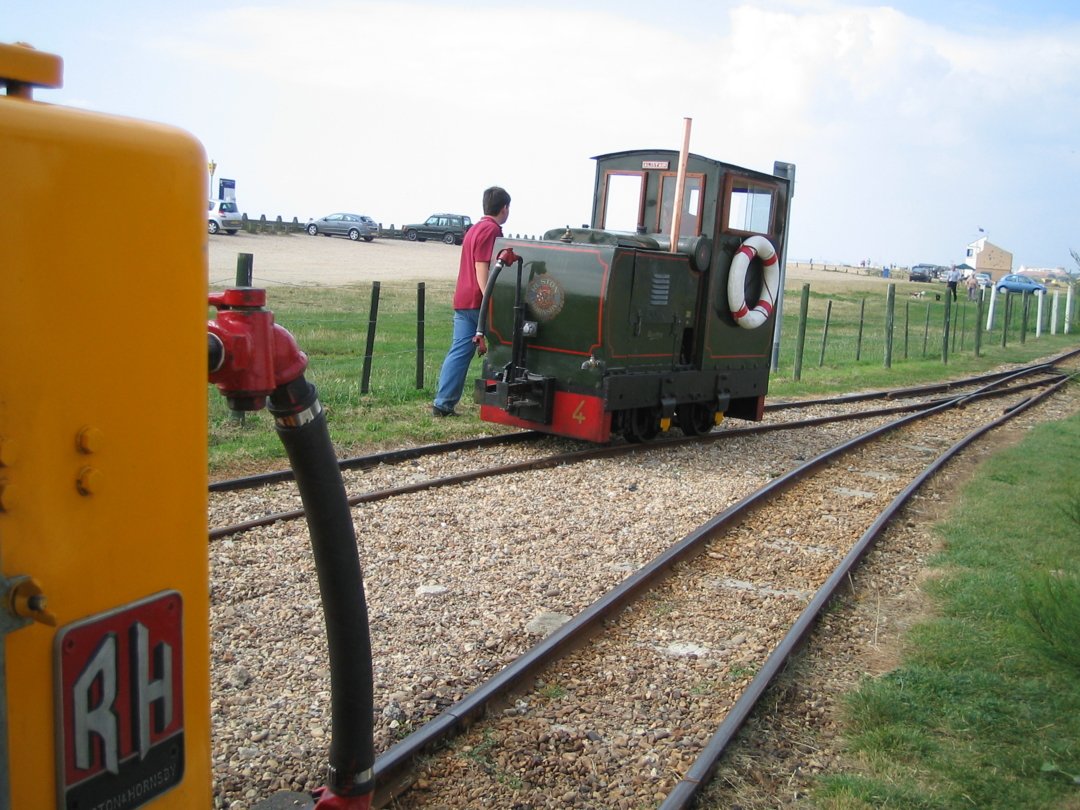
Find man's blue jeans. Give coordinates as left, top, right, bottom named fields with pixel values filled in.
left=434, top=308, right=480, bottom=413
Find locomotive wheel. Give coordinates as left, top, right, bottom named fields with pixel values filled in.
left=677, top=403, right=716, bottom=437
left=623, top=407, right=660, bottom=443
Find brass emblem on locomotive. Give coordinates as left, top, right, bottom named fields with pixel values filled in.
left=526, top=277, right=565, bottom=322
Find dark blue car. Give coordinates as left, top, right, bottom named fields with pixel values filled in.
left=995, top=274, right=1047, bottom=295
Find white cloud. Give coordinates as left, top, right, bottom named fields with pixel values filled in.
left=48, top=0, right=1080, bottom=266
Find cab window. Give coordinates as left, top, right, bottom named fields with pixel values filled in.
left=601, top=171, right=645, bottom=232
left=658, top=173, right=704, bottom=236
left=726, top=181, right=773, bottom=234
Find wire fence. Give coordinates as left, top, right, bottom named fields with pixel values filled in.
left=214, top=262, right=1079, bottom=405
left=779, top=283, right=1076, bottom=379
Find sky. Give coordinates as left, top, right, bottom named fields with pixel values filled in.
left=6, top=0, right=1080, bottom=269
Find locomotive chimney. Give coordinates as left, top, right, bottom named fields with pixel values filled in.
left=670, top=117, right=692, bottom=251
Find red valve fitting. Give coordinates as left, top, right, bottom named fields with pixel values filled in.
left=496, top=247, right=520, bottom=266
left=208, top=287, right=309, bottom=411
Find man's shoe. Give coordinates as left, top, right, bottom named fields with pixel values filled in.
left=432, top=406, right=457, bottom=418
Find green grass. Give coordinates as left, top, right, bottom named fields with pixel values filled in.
left=815, top=411, right=1080, bottom=809
left=207, top=278, right=1080, bottom=471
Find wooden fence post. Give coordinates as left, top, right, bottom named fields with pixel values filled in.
left=1001, top=294, right=1011, bottom=348
left=818, top=300, right=832, bottom=367
left=884, top=284, right=895, bottom=368
left=360, top=281, right=381, bottom=395
left=793, top=283, right=810, bottom=381
left=922, top=303, right=931, bottom=358
left=974, top=295, right=984, bottom=357
left=855, top=297, right=866, bottom=361
left=1020, top=291, right=1030, bottom=344
left=229, top=253, right=255, bottom=425
left=416, top=282, right=426, bottom=390
left=942, top=295, right=952, bottom=364
left=235, top=253, right=253, bottom=286
left=950, top=299, right=960, bottom=352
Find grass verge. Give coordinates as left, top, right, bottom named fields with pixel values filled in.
left=207, top=279, right=1080, bottom=472
left=816, top=410, right=1080, bottom=809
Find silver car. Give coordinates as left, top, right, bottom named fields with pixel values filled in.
left=306, top=213, right=378, bottom=242
left=208, top=199, right=242, bottom=235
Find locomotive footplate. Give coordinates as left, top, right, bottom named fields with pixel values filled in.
left=475, top=374, right=556, bottom=424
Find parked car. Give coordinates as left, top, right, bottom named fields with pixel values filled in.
left=909, top=264, right=935, bottom=282
left=402, top=213, right=472, bottom=245
left=975, top=273, right=992, bottom=288
left=307, top=213, right=378, bottom=241
left=995, top=274, right=1047, bottom=295
left=208, top=199, right=242, bottom=235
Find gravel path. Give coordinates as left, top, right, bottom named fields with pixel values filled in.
left=208, top=372, right=1080, bottom=808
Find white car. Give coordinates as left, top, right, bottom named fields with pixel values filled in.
left=208, top=199, right=242, bottom=235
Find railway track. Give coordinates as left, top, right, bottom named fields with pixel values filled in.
left=208, top=363, right=1060, bottom=495
left=361, top=370, right=1074, bottom=808
left=208, top=355, right=1078, bottom=808
left=208, top=360, right=1067, bottom=541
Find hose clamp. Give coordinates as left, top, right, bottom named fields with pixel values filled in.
left=325, top=763, right=375, bottom=793
left=273, top=399, right=323, bottom=429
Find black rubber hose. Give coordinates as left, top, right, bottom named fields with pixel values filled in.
left=475, top=258, right=507, bottom=338
left=269, top=375, right=375, bottom=798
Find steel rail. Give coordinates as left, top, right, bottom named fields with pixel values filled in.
left=209, top=349, right=1079, bottom=493
left=208, top=373, right=1066, bottom=541
left=764, top=362, right=1057, bottom=410
left=208, top=431, right=540, bottom=493
left=364, top=368, right=1072, bottom=806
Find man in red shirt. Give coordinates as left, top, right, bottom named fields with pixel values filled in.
left=432, top=186, right=511, bottom=417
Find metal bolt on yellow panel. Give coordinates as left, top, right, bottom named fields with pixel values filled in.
left=75, top=426, right=104, bottom=454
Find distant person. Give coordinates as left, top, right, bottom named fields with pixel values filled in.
left=966, top=273, right=978, bottom=301
left=946, top=265, right=961, bottom=301
left=432, top=186, right=511, bottom=417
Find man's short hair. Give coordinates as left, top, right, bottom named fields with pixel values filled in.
left=483, top=186, right=511, bottom=216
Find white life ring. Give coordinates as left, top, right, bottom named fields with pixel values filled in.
left=727, top=235, right=780, bottom=329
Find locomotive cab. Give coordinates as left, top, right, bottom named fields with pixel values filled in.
left=475, top=148, right=792, bottom=443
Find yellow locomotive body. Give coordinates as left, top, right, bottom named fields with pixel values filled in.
left=1, top=43, right=211, bottom=808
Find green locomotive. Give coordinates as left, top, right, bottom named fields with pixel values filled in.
left=475, top=148, right=793, bottom=442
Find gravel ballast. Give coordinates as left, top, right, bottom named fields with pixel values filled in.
left=207, top=375, right=1080, bottom=808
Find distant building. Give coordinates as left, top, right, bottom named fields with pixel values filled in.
left=1019, top=265, right=1072, bottom=288
left=965, top=237, right=1012, bottom=280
